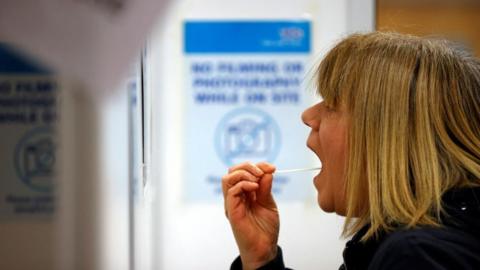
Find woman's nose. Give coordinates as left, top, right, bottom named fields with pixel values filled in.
left=301, top=104, right=318, bottom=128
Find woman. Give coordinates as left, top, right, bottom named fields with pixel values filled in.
left=222, top=32, right=480, bottom=270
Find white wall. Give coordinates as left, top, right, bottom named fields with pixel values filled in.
left=147, top=0, right=373, bottom=269
left=58, top=80, right=131, bottom=270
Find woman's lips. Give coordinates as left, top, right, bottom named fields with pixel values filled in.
left=313, top=171, right=322, bottom=189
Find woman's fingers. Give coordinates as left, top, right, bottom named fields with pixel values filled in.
left=222, top=162, right=277, bottom=218
left=222, top=166, right=261, bottom=220
left=228, top=162, right=265, bottom=176
left=225, top=181, right=259, bottom=220
left=222, top=170, right=259, bottom=198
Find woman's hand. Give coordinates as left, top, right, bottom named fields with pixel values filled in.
left=222, top=162, right=279, bottom=270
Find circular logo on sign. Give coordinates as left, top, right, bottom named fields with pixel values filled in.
left=215, top=107, right=281, bottom=166
left=14, top=127, right=56, bottom=193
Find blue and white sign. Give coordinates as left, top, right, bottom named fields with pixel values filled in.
left=215, top=107, right=281, bottom=166
left=184, top=21, right=316, bottom=201
left=0, top=44, right=57, bottom=219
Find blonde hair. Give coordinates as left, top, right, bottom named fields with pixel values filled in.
left=316, top=32, right=480, bottom=240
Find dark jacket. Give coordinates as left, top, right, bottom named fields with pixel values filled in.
left=231, top=187, right=480, bottom=270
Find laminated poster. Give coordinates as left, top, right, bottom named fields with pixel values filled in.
left=184, top=21, right=318, bottom=201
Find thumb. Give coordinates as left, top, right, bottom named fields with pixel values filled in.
left=256, top=173, right=275, bottom=206
left=256, top=162, right=276, bottom=174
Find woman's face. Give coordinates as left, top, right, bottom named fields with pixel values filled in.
left=302, top=101, right=349, bottom=215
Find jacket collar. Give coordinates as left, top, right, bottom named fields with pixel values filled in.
left=341, top=186, right=480, bottom=270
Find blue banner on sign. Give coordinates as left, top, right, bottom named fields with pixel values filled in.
left=0, top=43, right=51, bottom=74
left=184, top=21, right=310, bottom=54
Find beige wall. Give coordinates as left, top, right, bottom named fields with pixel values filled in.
left=0, top=222, right=54, bottom=270
left=377, top=1, right=480, bottom=57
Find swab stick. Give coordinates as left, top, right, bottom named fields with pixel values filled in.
left=275, top=167, right=321, bottom=174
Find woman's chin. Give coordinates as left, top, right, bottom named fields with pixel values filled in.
left=317, top=194, right=348, bottom=216
left=317, top=195, right=335, bottom=213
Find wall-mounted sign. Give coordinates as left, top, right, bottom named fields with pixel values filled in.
left=0, top=44, right=57, bottom=219
left=184, top=21, right=316, bottom=201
